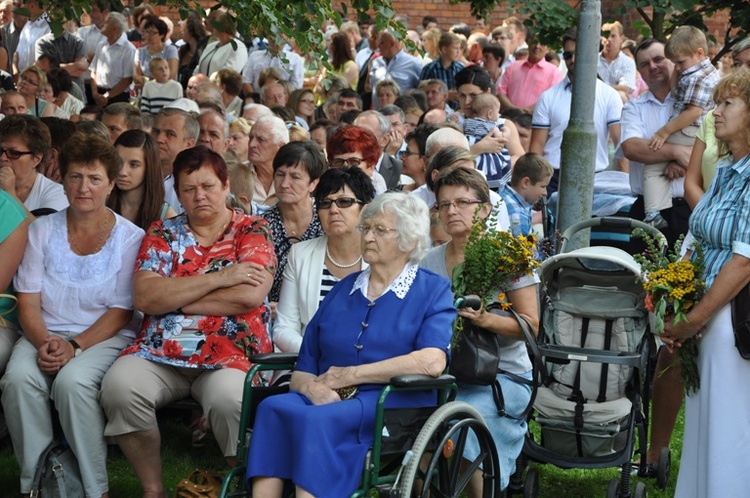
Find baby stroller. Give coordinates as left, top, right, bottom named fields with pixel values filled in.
left=508, top=218, right=670, bottom=498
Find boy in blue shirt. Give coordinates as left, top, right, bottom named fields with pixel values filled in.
left=500, top=153, right=553, bottom=237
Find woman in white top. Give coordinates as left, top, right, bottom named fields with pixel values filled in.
left=194, top=12, right=247, bottom=77
left=274, top=166, right=376, bottom=352
left=134, top=16, right=179, bottom=90
left=0, top=114, right=68, bottom=216
left=0, top=132, right=144, bottom=498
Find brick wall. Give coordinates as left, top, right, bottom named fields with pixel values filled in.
left=155, top=0, right=731, bottom=46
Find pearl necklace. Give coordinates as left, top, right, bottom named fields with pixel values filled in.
left=326, top=245, right=362, bottom=268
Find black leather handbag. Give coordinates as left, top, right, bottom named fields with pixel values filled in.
left=449, top=305, right=538, bottom=385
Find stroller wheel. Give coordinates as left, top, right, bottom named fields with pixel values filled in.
left=523, top=467, right=539, bottom=498
left=657, top=447, right=671, bottom=489
left=633, top=481, right=647, bottom=498
left=606, top=477, right=619, bottom=498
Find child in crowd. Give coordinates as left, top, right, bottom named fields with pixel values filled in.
left=429, top=209, right=450, bottom=246
left=140, top=57, right=183, bottom=115
left=500, top=152, right=553, bottom=238
left=463, top=93, right=512, bottom=191
left=226, top=156, right=266, bottom=216
left=644, top=26, right=720, bottom=228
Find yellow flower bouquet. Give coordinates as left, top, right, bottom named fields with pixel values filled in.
left=451, top=211, right=540, bottom=347
left=634, top=230, right=705, bottom=394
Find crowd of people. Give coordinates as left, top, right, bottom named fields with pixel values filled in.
left=0, top=1, right=749, bottom=496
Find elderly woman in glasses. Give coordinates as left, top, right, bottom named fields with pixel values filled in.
left=247, top=192, right=456, bottom=498
left=327, top=125, right=388, bottom=194
left=274, top=166, right=376, bottom=353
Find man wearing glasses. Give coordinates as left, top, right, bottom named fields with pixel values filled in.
left=530, top=27, right=623, bottom=197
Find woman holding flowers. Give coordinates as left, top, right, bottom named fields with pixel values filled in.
left=420, top=166, right=539, bottom=494
left=662, top=71, right=750, bottom=497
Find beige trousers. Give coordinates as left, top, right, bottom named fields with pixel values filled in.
left=99, top=354, right=246, bottom=456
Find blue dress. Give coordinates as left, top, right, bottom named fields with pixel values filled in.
left=246, top=267, right=455, bottom=497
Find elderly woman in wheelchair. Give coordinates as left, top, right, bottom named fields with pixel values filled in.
left=246, top=192, right=457, bottom=498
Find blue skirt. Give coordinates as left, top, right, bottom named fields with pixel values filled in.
left=246, top=388, right=435, bottom=497
left=456, top=372, right=531, bottom=490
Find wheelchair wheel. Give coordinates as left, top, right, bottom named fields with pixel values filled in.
left=399, top=401, right=501, bottom=498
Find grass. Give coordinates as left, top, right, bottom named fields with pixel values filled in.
left=0, top=404, right=684, bottom=497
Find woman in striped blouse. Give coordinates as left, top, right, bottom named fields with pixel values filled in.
left=273, top=167, right=375, bottom=353
left=663, top=70, right=750, bottom=498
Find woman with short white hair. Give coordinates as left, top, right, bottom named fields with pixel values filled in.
left=247, top=191, right=455, bottom=498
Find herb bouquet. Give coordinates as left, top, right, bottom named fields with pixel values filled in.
left=633, top=230, right=706, bottom=395
left=451, top=212, right=540, bottom=348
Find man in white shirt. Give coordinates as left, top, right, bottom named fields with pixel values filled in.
left=152, top=107, right=199, bottom=213
left=241, top=38, right=303, bottom=95
left=90, top=12, right=135, bottom=107
left=598, top=20, right=637, bottom=102
left=620, top=38, right=692, bottom=243
left=618, top=37, right=693, bottom=473
left=76, top=1, right=109, bottom=105
left=13, top=0, right=48, bottom=75
left=530, top=28, right=623, bottom=196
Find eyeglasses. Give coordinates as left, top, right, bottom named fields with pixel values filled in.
left=437, top=198, right=485, bottom=211
left=317, top=197, right=363, bottom=210
left=0, top=147, right=33, bottom=159
left=400, top=149, right=421, bottom=158
left=20, top=76, right=39, bottom=86
left=356, top=224, right=398, bottom=237
left=562, top=51, right=574, bottom=60
left=299, top=99, right=315, bottom=104
left=330, top=157, right=364, bottom=168
left=143, top=29, right=160, bottom=36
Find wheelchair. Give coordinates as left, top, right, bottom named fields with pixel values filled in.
left=218, top=353, right=502, bottom=498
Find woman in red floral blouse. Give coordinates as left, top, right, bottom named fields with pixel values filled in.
left=100, top=146, right=276, bottom=498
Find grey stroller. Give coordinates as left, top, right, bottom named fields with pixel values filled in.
left=508, top=218, right=671, bottom=498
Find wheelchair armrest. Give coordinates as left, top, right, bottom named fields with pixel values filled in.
left=389, top=374, right=456, bottom=389
left=248, top=353, right=299, bottom=365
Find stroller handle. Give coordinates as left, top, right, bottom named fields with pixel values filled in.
left=558, top=217, right=668, bottom=253
left=454, top=295, right=482, bottom=310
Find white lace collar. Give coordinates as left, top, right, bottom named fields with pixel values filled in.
left=350, top=262, right=418, bottom=300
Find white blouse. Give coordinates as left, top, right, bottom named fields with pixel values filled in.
left=14, top=210, right=145, bottom=338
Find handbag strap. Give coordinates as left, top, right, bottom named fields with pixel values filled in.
left=505, top=308, right=545, bottom=421
left=30, top=441, right=66, bottom=497
left=0, top=293, right=18, bottom=328
left=55, top=448, right=70, bottom=498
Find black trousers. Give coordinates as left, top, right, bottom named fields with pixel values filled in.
left=629, top=195, right=692, bottom=247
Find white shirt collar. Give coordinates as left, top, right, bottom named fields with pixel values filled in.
left=350, top=262, right=418, bottom=300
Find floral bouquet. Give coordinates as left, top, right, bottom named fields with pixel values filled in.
left=633, top=230, right=705, bottom=395
left=451, top=211, right=540, bottom=347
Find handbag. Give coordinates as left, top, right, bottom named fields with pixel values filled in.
left=174, top=469, right=224, bottom=498
left=449, top=304, right=539, bottom=385
left=731, top=282, right=750, bottom=359
left=30, top=440, right=84, bottom=498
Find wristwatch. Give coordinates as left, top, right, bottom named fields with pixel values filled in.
left=69, top=339, right=82, bottom=357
